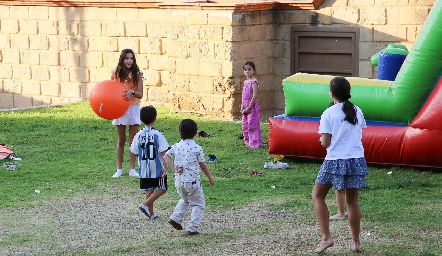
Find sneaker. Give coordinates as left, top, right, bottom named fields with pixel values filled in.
left=112, top=170, right=123, bottom=178
left=150, top=214, right=158, bottom=220
left=168, top=219, right=183, bottom=230
left=139, top=204, right=150, bottom=218
left=205, top=154, right=217, bottom=163
left=129, top=169, right=139, bottom=177
left=186, top=231, right=199, bottom=236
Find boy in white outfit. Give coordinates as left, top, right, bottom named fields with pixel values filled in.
left=163, top=119, right=215, bottom=235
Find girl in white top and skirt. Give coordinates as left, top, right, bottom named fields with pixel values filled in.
left=312, top=77, right=368, bottom=253
left=111, top=49, right=144, bottom=178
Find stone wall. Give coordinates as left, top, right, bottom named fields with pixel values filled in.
left=0, top=0, right=436, bottom=120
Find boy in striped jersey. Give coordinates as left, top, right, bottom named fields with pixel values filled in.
left=130, top=105, right=170, bottom=220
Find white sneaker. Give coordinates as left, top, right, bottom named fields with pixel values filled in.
left=112, top=170, right=123, bottom=178
left=129, top=169, right=139, bottom=177
left=150, top=214, right=158, bottom=220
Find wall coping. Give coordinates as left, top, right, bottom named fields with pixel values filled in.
left=0, top=0, right=324, bottom=11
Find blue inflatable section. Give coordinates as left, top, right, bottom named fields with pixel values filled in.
left=377, top=52, right=407, bottom=81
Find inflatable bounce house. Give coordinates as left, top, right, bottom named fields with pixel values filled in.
left=268, top=0, right=442, bottom=168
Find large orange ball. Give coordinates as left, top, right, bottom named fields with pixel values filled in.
left=89, top=80, right=130, bottom=120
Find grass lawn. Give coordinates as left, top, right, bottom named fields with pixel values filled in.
left=0, top=102, right=441, bottom=255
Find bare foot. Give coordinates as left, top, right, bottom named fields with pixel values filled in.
left=352, top=239, right=362, bottom=252
left=314, top=238, right=334, bottom=254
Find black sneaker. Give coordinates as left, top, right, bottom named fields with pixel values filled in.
left=186, top=231, right=199, bottom=236
left=168, top=219, right=183, bottom=230
left=139, top=205, right=150, bottom=218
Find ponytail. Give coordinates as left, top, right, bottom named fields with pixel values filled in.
left=343, top=100, right=358, bottom=125
left=330, top=76, right=358, bottom=125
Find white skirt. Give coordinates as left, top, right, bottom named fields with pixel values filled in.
left=112, top=104, right=141, bottom=126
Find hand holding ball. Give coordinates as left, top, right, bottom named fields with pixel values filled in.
left=89, top=80, right=130, bottom=120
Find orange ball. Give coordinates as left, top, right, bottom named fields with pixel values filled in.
left=89, top=80, right=130, bottom=120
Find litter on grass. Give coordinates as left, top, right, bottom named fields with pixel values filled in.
left=4, top=162, right=19, bottom=171
left=263, top=161, right=290, bottom=169
left=206, top=154, right=217, bottom=163
left=273, top=155, right=284, bottom=162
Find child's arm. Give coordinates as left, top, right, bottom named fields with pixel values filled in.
left=133, top=71, right=144, bottom=99
left=163, top=153, right=182, bottom=174
left=320, top=133, right=331, bottom=148
left=163, top=153, right=173, bottom=170
left=242, top=81, right=258, bottom=114
left=160, top=151, right=167, bottom=177
left=199, top=162, right=214, bottom=186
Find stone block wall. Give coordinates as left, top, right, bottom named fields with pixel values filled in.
left=0, top=0, right=436, bottom=120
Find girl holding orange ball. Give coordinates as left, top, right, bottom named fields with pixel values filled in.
left=111, top=48, right=144, bottom=178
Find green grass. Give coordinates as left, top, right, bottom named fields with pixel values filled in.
left=0, top=102, right=441, bottom=255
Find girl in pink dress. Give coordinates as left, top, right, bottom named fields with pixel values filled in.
left=241, top=60, right=262, bottom=149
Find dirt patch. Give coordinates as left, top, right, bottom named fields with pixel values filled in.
left=1, top=194, right=371, bottom=255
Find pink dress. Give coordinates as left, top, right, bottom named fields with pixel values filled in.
left=241, top=78, right=262, bottom=149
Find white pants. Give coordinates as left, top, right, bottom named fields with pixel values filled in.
left=170, top=179, right=205, bottom=232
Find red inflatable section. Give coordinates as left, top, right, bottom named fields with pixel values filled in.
left=269, top=76, right=442, bottom=168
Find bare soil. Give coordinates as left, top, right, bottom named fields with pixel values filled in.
left=0, top=193, right=369, bottom=256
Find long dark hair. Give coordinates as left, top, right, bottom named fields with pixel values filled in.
left=116, top=48, right=140, bottom=85
left=330, top=77, right=358, bottom=125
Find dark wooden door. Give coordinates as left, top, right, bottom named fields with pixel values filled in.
left=291, top=27, right=359, bottom=77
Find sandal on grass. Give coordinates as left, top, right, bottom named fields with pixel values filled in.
left=198, top=131, right=210, bottom=137
left=329, top=214, right=347, bottom=220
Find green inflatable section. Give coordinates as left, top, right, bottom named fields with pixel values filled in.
left=284, top=81, right=395, bottom=121
left=283, top=0, right=442, bottom=124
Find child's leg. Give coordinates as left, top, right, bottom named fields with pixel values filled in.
left=170, top=198, right=189, bottom=224
left=312, top=183, right=334, bottom=253
left=186, top=182, right=205, bottom=233
left=113, top=125, right=127, bottom=177
left=330, top=190, right=347, bottom=220
left=145, top=189, right=167, bottom=216
left=170, top=182, right=189, bottom=224
left=128, top=124, right=139, bottom=176
left=242, top=115, right=250, bottom=146
left=345, top=188, right=361, bottom=252
left=139, top=190, right=153, bottom=217
left=247, top=108, right=262, bottom=149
